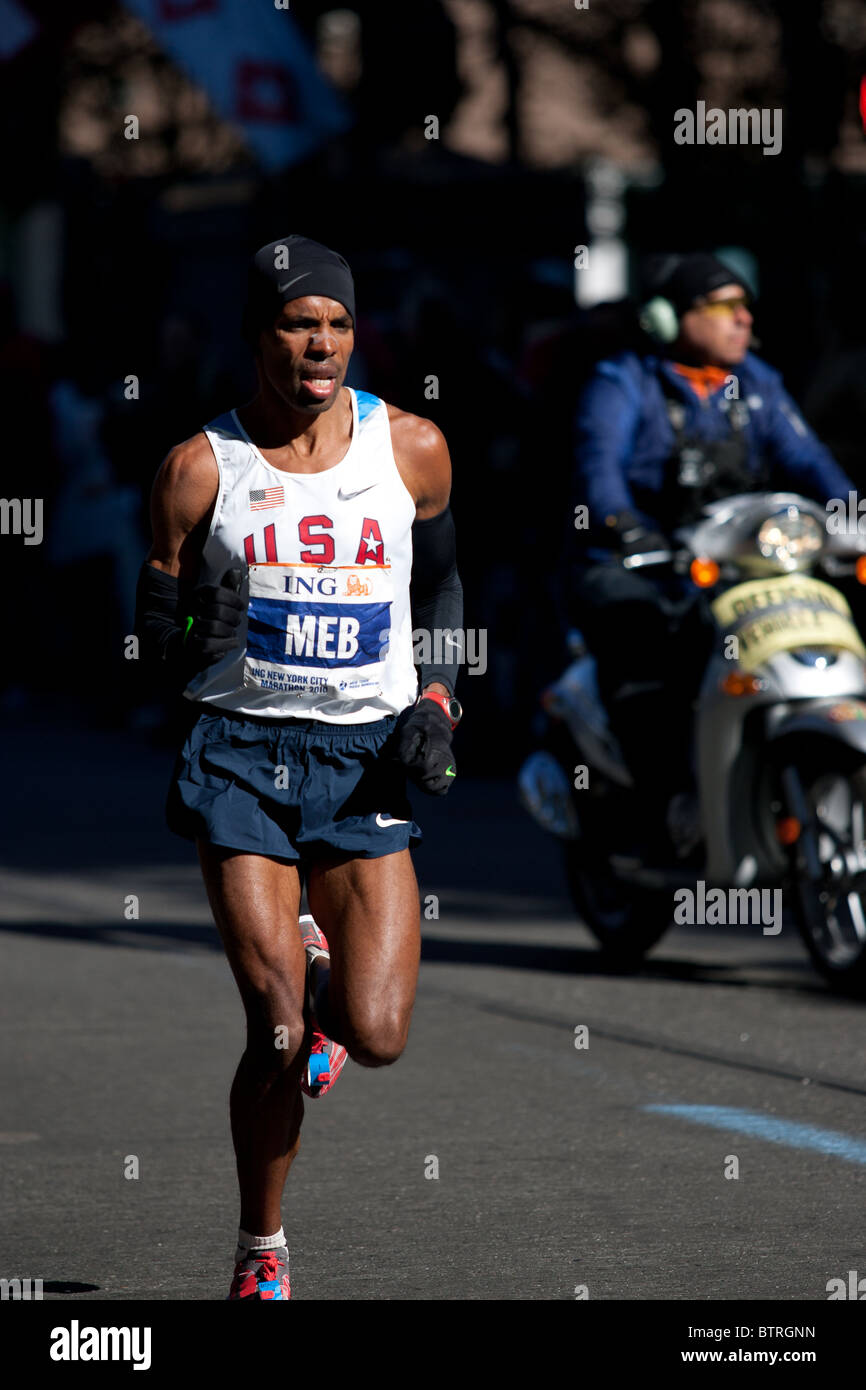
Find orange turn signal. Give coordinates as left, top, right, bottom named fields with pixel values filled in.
left=775, top=817, right=800, bottom=845
left=691, top=557, right=720, bottom=588
left=856, top=556, right=866, bottom=585
left=719, top=671, right=763, bottom=697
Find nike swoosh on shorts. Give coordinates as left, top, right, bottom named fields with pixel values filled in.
left=376, top=813, right=408, bottom=827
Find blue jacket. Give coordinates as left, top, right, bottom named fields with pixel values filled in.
left=574, top=351, right=853, bottom=534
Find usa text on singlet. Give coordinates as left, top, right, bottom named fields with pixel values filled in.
left=185, top=388, right=418, bottom=723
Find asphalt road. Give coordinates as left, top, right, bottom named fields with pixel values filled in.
left=1, top=701, right=865, bottom=1301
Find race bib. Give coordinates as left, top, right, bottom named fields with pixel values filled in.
left=243, top=562, right=393, bottom=697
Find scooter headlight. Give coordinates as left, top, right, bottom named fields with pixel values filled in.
left=756, top=507, right=823, bottom=570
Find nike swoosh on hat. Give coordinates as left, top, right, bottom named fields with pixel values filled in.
left=278, top=272, right=313, bottom=293
left=376, top=813, right=408, bottom=827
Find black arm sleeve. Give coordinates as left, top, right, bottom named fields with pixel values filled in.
left=133, top=562, right=189, bottom=686
left=409, top=505, right=464, bottom=696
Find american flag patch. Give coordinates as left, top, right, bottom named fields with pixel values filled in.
left=249, top=486, right=285, bottom=512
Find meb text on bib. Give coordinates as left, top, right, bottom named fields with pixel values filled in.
left=243, top=562, right=393, bottom=698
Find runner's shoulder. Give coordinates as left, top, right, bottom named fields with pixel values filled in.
left=385, top=405, right=451, bottom=516
left=385, top=403, right=447, bottom=456
left=154, top=431, right=220, bottom=521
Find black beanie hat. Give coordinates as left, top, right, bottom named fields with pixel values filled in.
left=655, top=253, right=750, bottom=314
left=242, top=234, right=355, bottom=346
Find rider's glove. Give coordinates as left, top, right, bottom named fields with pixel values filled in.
left=393, top=698, right=457, bottom=796
left=606, top=509, right=668, bottom=558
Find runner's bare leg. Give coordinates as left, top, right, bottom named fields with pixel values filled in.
left=306, top=848, right=421, bottom=1066
left=197, top=843, right=419, bottom=1234
left=196, top=843, right=308, bottom=1235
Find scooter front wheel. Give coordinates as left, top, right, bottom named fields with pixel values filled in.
left=563, top=842, right=672, bottom=965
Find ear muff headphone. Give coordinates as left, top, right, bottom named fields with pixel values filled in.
left=639, top=252, right=684, bottom=344
left=639, top=296, right=680, bottom=344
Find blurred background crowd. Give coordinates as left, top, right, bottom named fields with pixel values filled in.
left=2, top=0, right=866, bottom=768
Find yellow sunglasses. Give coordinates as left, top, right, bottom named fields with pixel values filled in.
left=694, top=294, right=752, bottom=316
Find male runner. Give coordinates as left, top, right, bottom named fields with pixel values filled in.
left=134, top=235, right=463, bottom=1299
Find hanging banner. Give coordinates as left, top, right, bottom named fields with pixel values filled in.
left=124, top=0, right=351, bottom=169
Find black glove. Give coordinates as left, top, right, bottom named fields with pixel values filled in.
left=135, top=563, right=245, bottom=691
left=608, top=510, right=668, bottom=558
left=181, top=568, right=244, bottom=675
left=393, top=698, right=457, bottom=796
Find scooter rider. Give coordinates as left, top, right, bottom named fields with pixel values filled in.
left=572, top=252, right=855, bottom=857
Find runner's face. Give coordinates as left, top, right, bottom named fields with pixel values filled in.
left=676, top=283, right=753, bottom=367
left=258, top=295, right=354, bottom=413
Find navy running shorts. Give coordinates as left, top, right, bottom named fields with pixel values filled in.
left=166, top=703, right=422, bottom=862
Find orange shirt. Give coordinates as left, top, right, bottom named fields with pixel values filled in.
left=671, top=362, right=729, bottom=400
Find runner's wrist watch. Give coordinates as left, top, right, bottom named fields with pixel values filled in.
left=418, top=690, right=463, bottom=729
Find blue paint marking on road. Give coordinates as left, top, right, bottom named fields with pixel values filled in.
left=643, top=1105, right=866, bottom=1166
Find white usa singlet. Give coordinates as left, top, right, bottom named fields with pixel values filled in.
left=185, top=388, right=419, bottom=723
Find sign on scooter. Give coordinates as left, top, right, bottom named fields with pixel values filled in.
left=711, top=576, right=865, bottom=672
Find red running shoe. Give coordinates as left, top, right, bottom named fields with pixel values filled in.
left=298, top=915, right=348, bottom=1099
left=228, top=1246, right=291, bottom=1300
